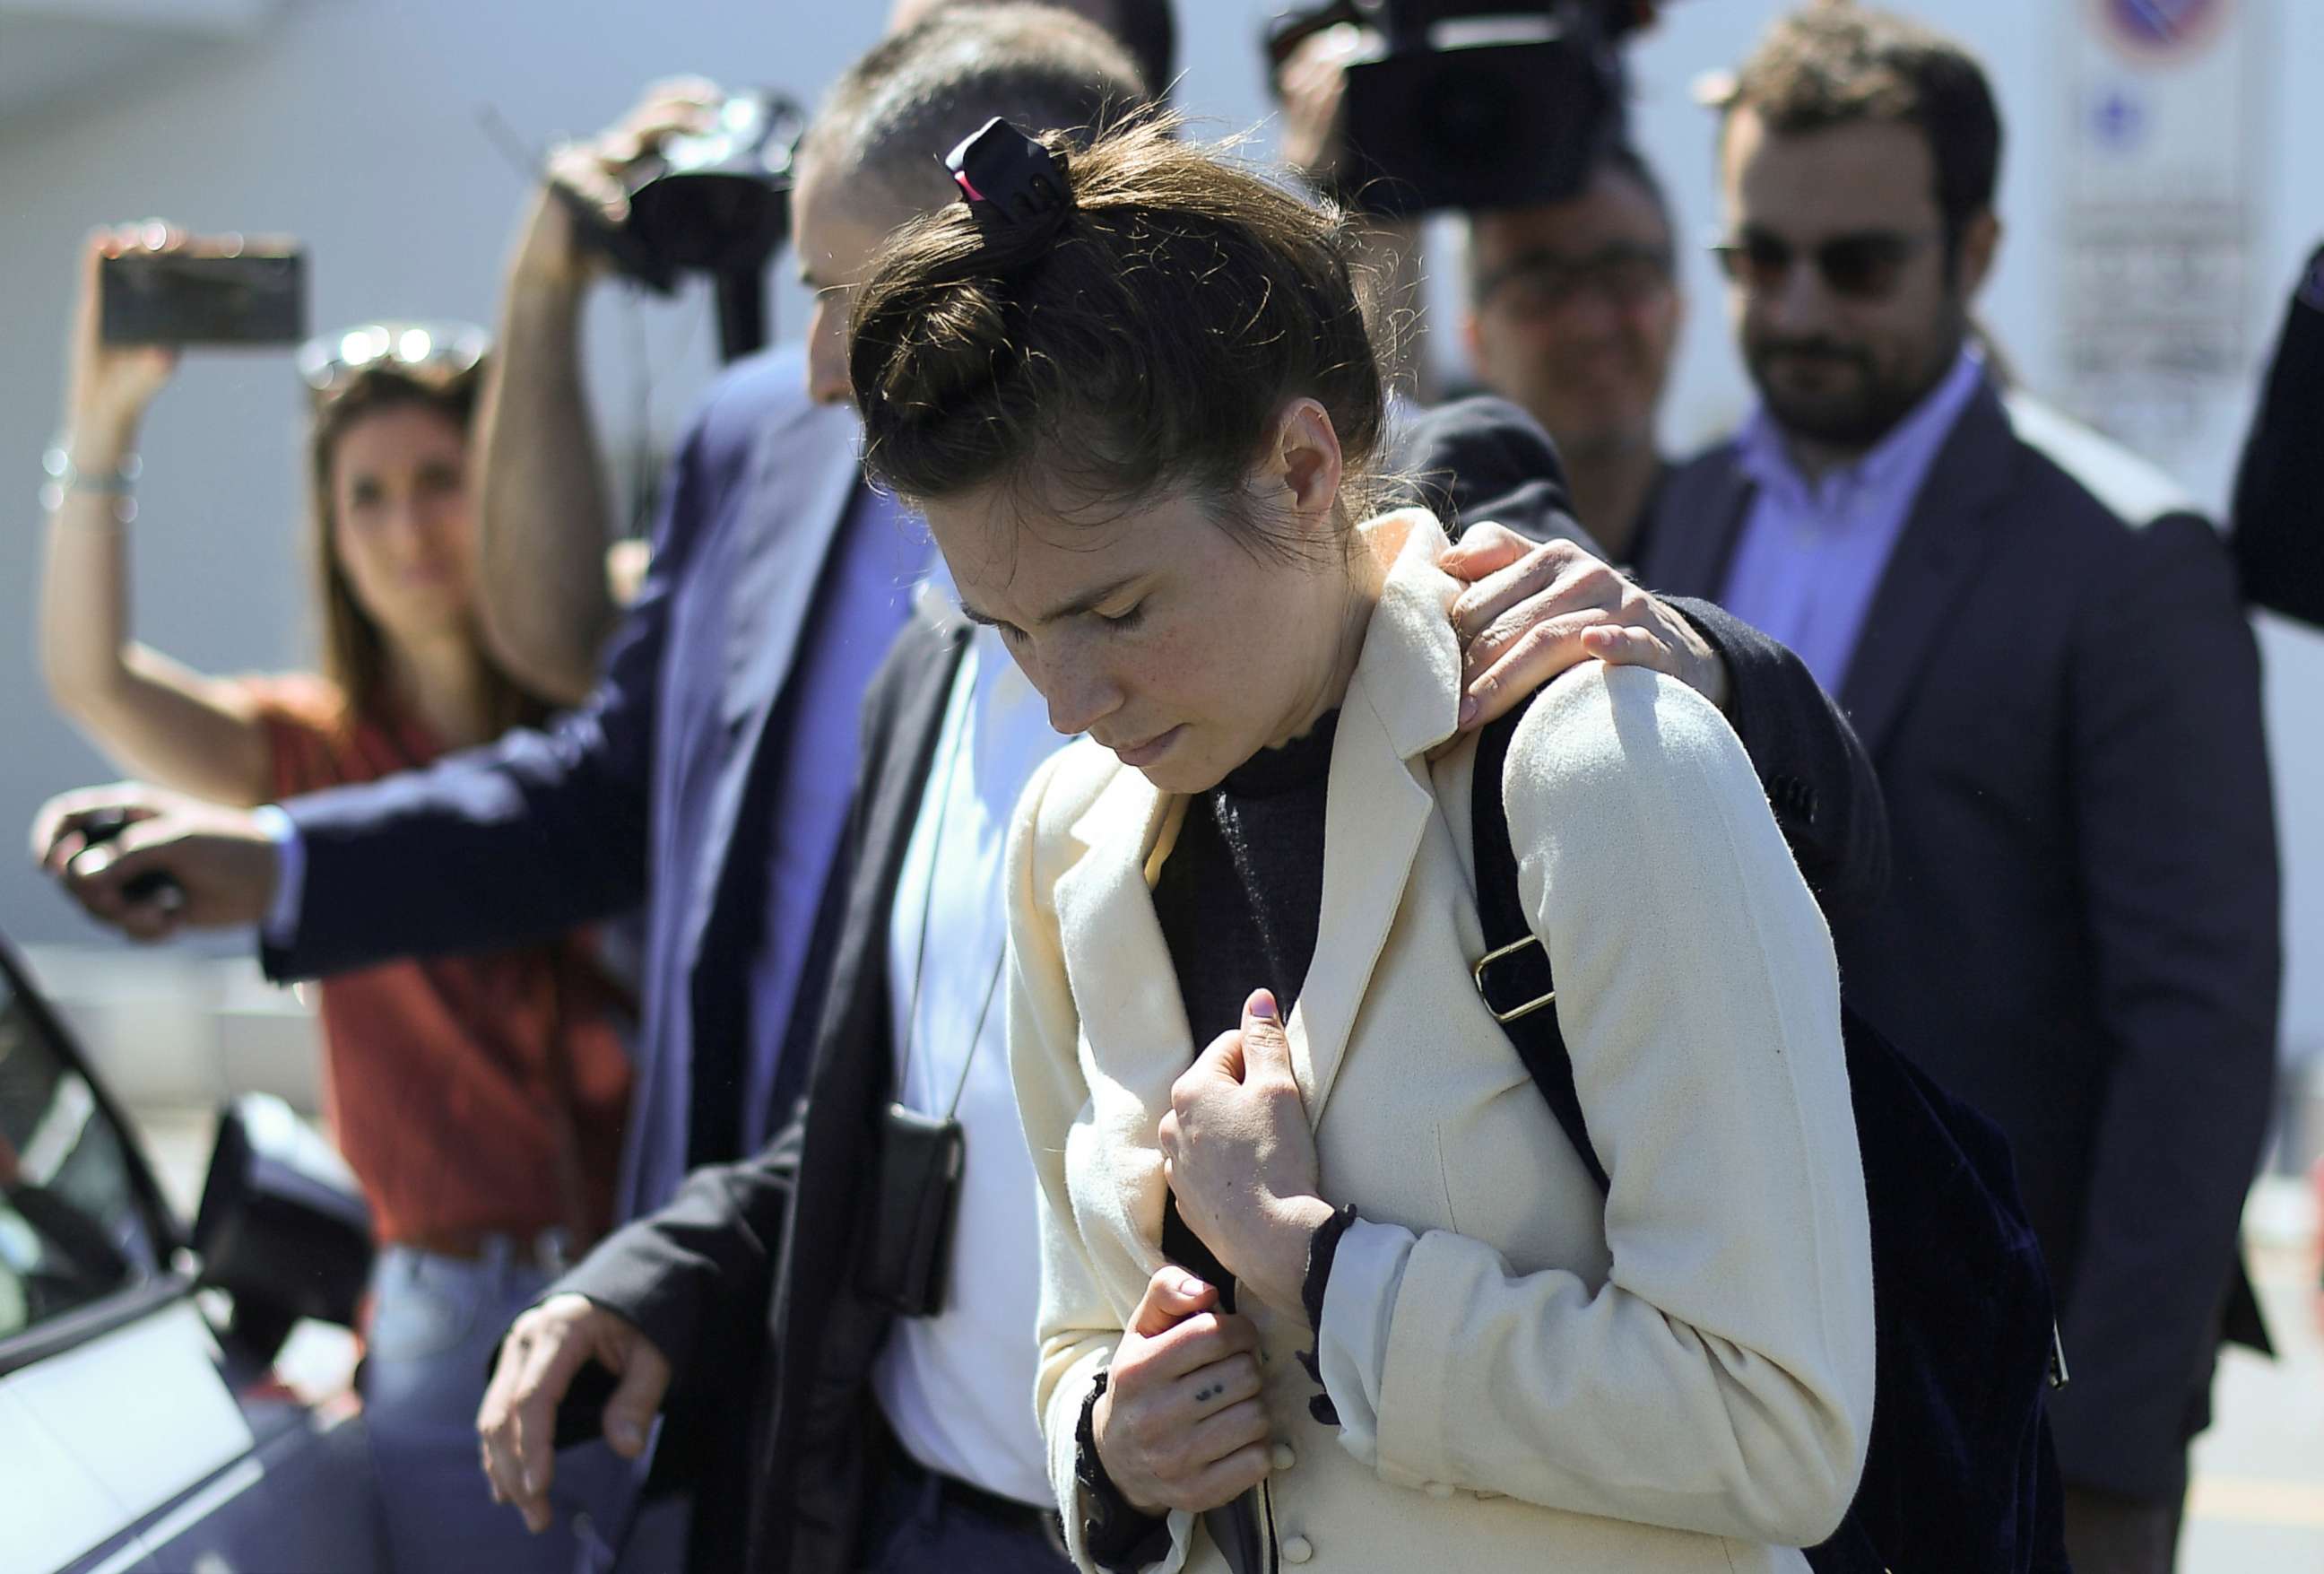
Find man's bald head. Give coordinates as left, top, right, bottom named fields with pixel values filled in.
left=802, top=3, right=1147, bottom=212
left=885, top=0, right=1175, bottom=98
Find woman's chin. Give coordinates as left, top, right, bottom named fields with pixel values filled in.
left=1110, top=724, right=1184, bottom=771
left=365, top=594, right=475, bottom=648
left=1118, top=735, right=1225, bottom=796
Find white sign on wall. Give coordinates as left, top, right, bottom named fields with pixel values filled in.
left=2057, top=0, right=2260, bottom=468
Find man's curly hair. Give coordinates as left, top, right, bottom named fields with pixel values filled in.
left=1717, top=5, right=2002, bottom=265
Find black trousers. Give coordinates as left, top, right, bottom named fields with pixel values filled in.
left=2063, top=1483, right=2188, bottom=1574
left=858, top=1449, right=1072, bottom=1574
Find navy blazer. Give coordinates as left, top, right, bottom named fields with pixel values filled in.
left=263, top=345, right=863, bottom=1225
left=1642, top=378, right=2282, bottom=1500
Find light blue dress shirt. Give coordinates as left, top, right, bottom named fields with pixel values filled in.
left=1716, top=347, right=1987, bottom=695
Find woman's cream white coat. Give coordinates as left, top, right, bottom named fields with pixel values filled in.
left=1004, top=511, right=1875, bottom=1573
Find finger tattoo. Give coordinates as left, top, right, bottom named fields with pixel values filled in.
left=1197, top=1383, right=1222, bottom=1403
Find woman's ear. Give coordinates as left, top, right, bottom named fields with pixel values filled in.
left=1262, top=396, right=1345, bottom=526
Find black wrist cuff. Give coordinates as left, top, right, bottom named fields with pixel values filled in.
left=1294, top=1204, right=1361, bottom=1427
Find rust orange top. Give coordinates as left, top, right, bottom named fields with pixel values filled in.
left=246, top=674, right=633, bottom=1247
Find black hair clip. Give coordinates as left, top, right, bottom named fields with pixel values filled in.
left=944, top=117, right=1070, bottom=227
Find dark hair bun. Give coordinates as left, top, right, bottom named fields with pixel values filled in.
left=852, top=114, right=1387, bottom=552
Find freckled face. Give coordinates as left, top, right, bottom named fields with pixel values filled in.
left=924, top=484, right=1357, bottom=794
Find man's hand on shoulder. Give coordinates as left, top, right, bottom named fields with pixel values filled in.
left=1439, top=523, right=1729, bottom=733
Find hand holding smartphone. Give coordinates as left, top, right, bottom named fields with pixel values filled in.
left=60, top=223, right=308, bottom=454
left=97, top=226, right=307, bottom=347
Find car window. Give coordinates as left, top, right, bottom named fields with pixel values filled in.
left=0, top=969, right=165, bottom=1344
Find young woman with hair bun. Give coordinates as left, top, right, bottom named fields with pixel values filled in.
left=851, top=118, right=1876, bottom=1573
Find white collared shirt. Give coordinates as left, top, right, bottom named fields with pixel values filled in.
left=872, top=612, right=1069, bottom=1507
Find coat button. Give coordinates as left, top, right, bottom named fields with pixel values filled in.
left=1424, top=1481, right=1454, bottom=1498
left=1272, top=1443, right=1298, bottom=1471
left=1281, top=1535, right=1315, bottom=1563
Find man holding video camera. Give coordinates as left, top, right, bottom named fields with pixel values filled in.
left=471, top=0, right=1183, bottom=709
left=1270, top=2, right=1682, bottom=553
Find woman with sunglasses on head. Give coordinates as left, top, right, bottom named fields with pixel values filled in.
left=850, top=120, right=1875, bottom=1573
left=38, top=224, right=634, bottom=1574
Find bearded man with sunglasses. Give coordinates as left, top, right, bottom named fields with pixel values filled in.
left=1637, top=12, right=2278, bottom=1573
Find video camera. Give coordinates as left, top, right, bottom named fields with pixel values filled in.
left=555, top=90, right=806, bottom=361
left=1265, top=1, right=1663, bottom=219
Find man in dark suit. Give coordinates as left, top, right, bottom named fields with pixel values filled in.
left=2232, top=243, right=2324, bottom=629
left=1639, top=13, right=2279, bottom=1570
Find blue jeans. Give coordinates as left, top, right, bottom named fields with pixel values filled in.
left=361, top=1240, right=634, bottom=1574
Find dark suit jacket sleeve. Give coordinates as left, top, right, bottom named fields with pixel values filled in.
left=1393, top=394, right=1591, bottom=552
left=1398, top=394, right=1890, bottom=920
left=2045, top=512, right=2281, bottom=1499
left=1666, top=598, right=1890, bottom=922
left=256, top=396, right=724, bottom=981
left=551, top=1118, right=802, bottom=1404
left=539, top=607, right=944, bottom=1382
left=2231, top=243, right=2324, bottom=627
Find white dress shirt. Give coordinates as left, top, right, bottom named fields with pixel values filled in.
left=873, top=613, right=1068, bottom=1507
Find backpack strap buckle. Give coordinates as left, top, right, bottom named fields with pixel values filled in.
left=1473, top=935, right=1557, bottom=1023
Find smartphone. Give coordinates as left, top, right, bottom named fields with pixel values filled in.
left=70, top=807, right=184, bottom=909
left=100, top=243, right=308, bottom=346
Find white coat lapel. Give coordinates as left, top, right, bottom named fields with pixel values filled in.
left=1053, top=774, right=1195, bottom=1089
left=1293, top=677, right=1440, bottom=1126
left=1295, top=509, right=1465, bottom=1126
left=1050, top=772, right=1195, bottom=1257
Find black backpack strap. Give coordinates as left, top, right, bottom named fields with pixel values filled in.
left=1470, top=703, right=1610, bottom=1196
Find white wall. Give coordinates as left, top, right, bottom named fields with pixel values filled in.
left=1, top=0, right=2315, bottom=1058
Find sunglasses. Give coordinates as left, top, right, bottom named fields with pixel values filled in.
left=296, top=319, right=489, bottom=397
left=1474, top=242, right=1676, bottom=321
left=1710, top=229, right=1938, bottom=301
